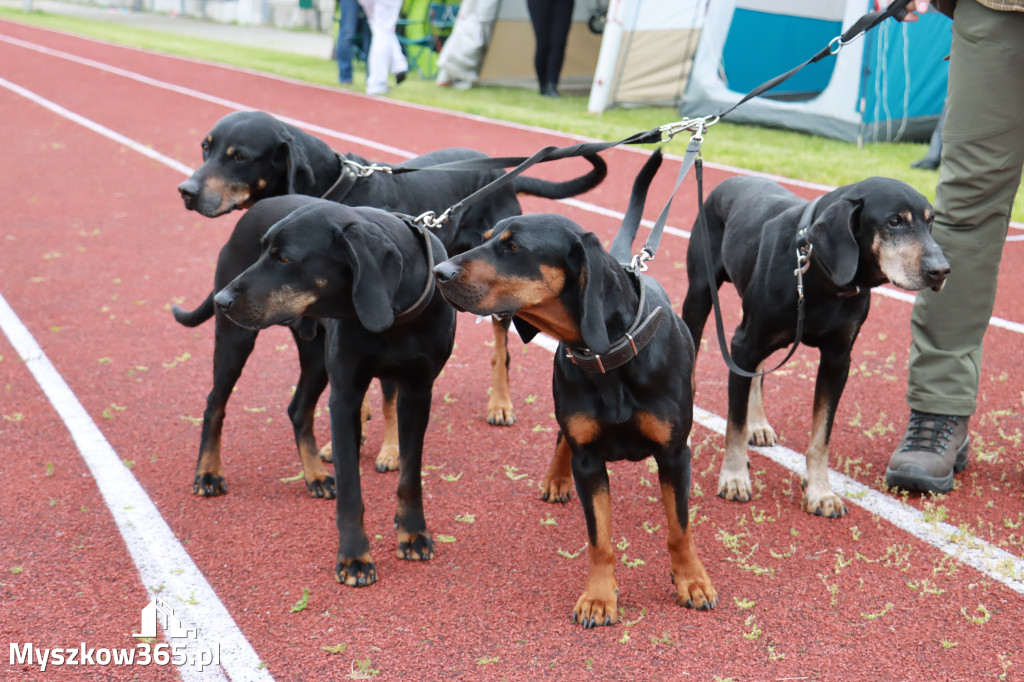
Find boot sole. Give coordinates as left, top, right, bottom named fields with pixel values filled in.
left=884, top=437, right=970, bottom=494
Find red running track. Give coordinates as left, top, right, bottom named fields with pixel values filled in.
left=1, top=19, right=1023, bottom=681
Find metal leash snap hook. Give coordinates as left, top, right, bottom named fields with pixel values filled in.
left=631, top=249, right=652, bottom=273
left=827, top=35, right=845, bottom=55
left=415, top=209, right=451, bottom=230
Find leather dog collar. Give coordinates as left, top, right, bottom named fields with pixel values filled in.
left=391, top=217, right=437, bottom=326
left=794, top=196, right=861, bottom=299
left=564, top=269, right=665, bottom=374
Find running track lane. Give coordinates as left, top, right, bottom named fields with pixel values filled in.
left=2, top=19, right=1024, bottom=680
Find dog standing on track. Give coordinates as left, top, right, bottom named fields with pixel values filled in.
left=174, top=110, right=606, bottom=497
left=212, top=195, right=455, bottom=586
left=681, top=176, right=950, bottom=517
left=433, top=151, right=717, bottom=627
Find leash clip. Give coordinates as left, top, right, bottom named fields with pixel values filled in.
left=658, top=116, right=718, bottom=143
left=414, top=209, right=451, bottom=230
left=794, top=244, right=813, bottom=302
left=630, top=249, right=652, bottom=272
left=342, top=159, right=393, bottom=178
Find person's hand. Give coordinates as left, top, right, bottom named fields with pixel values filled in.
left=902, top=0, right=930, bottom=21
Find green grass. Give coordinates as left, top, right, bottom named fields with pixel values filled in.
left=4, top=6, right=1022, bottom=221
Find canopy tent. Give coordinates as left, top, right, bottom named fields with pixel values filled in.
left=677, top=0, right=953, bottom=143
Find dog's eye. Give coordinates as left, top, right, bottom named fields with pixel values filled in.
left=505, top=240, right=518, bottom=252
left=232, top=151, right=247, bottom=162
left=278, top=255, right=290, bottom=264
left=887, top=215, right=902, bottom=227
left=201, top=141, right=210, bottom=159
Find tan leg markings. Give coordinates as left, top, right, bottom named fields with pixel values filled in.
left=746, top=365, right=777, bottom=446
left=573, top=488, right=618, bottom=627
left=486, top=317, right=516, bottom=426
left=375, top=391, right=400, bottom=472
left=334, top=552, right=377, bottom=587
left=718, top=419, right=753, bottom=502
left=661, top=483, right=717, bottom=609
left=318, top=392, right=372, bottom=463
left=193, top=440, right=224, bottom=496
left=540, top=436, right=573, bottom=503
left=804, top=399, right=847, bottom=518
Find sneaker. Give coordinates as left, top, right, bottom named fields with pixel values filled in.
left=885, top=411, right=970, bottom=494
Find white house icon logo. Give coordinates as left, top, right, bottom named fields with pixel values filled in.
left=133, top=598, right=198, bottom=639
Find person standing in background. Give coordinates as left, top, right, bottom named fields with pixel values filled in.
left=335, top=0, right=361, bottom=84
left=885, top=0, right=1024, bottom=494
left=526, top=0, right=574, bottom=97
left=358, top=0, right=408, bottom=95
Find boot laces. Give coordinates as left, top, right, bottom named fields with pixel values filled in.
left=901, top=411, right=959, bottom=454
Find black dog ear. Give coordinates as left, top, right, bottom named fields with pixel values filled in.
left=275, top=136, right=316, bottom=195
left=335, top=224, right=404, bottom=333
left=572, top=231, right=612, bottom=354
left=512, top=316, right=541, bottom=344
left=807, top=198, right=861, bottom=287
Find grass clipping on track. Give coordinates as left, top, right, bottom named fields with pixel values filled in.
left=4, top=5, right=1024, bottom=222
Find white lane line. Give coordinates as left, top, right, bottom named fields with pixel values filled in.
left=0, top=293, right=272, bottom=681
left=4, top=57, right=1024, bottom=596
left=527, top=334, right=1024, bottom=596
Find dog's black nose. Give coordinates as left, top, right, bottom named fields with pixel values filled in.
left=178, top=179, right=199, bottom=200
left=433, top=262, right=459, bottom=284
left=213, top=290, right=234, bottom=312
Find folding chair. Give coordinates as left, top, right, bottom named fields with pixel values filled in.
left=397, top=0, right=460, bottom=79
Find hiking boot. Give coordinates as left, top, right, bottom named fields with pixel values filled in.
left=885, top=411, right=970, bottom=494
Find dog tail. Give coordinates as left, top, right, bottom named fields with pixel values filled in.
left=172, top=292, right=215, bottom=327
left=608, top=149, right=663, bottom=264
left=513, top=153, right=607, bottom=199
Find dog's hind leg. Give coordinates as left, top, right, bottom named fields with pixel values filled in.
left=803, top=347, right=850, bottom=518
left=192, top=316, right=258, bottom=496
left=746, top=366, right=778, bottom=447
left=540, top=430, right=573, bottom=503
left=486, top=316, right=516, bottom=426
left=374, top=381, right=400, bottom=473
left=289, top=326, right=334, bottom=498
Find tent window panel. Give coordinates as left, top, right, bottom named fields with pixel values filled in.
left=720, top=9, right=840, bottom=101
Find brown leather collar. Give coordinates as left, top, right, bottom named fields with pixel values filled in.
left=564, top=269, right=665, bottom=374
left=319, top=153, right=359, bottom=202
left=391, top=217, right=437, bottom=326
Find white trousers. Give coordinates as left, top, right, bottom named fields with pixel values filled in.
left=357, top=0, right=408, bottom=94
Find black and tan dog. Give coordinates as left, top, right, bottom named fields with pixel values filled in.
left=433, top=152, right=716, bottom=627
left=213, top=194, right=454, bottom=586
left=681, top=176, right=950, bottom=518
left=174, top=111, right=606, bottom=496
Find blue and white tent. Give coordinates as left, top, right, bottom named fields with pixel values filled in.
left=678, top=0, right=952, bottom=143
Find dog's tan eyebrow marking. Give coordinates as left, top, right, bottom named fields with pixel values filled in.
left=205, top=135, right=213, bottom=143
left=899, top=210, right=912, bottom=224
left=483, top=229, right=493, bottom=240
left=499, top=231, right=512, bottom=241
left=226, top=146, right=236, bottom=157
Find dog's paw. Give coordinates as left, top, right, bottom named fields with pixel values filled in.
left=306, top=475, right=336, bottom=500
left=374, top=444, right=400, bottom=473
left=396, top=532, right=435, bottom=561
left=335, top=555, right=377, bottom=587
left=747, top=421, right=778, bottom=447
left=672, top=572, right=718, bottom=611
left=540, top=475, right=573, bottom=504
left=806, top=491, right=848, bottom=519
left=572, top=591, right=618, bottom=628
left=193, top=473, right=227, bottom=497
left=318, top=442, right=333, bottom=463
left=717, top=474, right=753, bottom=503
left=486, top=400, right=517, bottom=427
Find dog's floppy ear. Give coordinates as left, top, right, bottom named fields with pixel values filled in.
left=275, top=134, right=316, bottom=195
left=572, top=231, right=613, bottom=354
left=334, top=222, right=404, bottom=333
left=807, top=197, right=861, bottom=287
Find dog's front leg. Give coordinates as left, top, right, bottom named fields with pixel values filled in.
left=394, top=383, right=435, bottom=561
left=570, top=450, right=618, bottom=627
left=804, top=350, right=850, bottom=518
left=288, top=327, right=334, bottom=498
left=328, top=374, right=377, bottom=587
left=657, top=446, right=717, bottom=611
